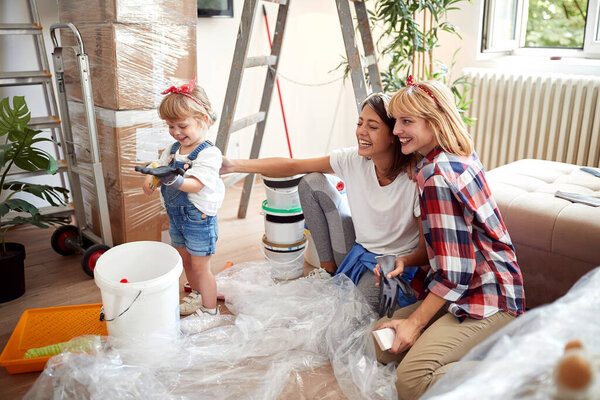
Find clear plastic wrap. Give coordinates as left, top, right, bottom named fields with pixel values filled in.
left=58, top=0, right=197, bottom=26
left=422, top=266, right=600, bottom=399
left=66, top=100, right=171, bottom=244
left=25, top=261, right=397, bottom=400
left=60, top=22, right=196, bottom=110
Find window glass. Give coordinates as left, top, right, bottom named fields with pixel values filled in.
left=488, top=0, right=519, bottom=47
left=525, top=0, right=588, bottom=48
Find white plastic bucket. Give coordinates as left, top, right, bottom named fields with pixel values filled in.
left=304, top=229, right=321, bottom=268
left=262, top=235, right=307, bottom=280
left=94, top=241, right=183, bottom=342
left=261, top=174, right=303, bottom=210
left=264, top=185, right=301, bottom=210
left=262, top=200, right=305, bottom=245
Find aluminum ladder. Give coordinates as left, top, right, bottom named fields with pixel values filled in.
left=216, top=0, right=382, bottom=218
left=0, top=0, right=71, bottom=217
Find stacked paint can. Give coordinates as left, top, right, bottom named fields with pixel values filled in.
left=261, top=175, right=307, bottom=280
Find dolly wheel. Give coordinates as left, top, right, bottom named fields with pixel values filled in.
left=51, top=225, right=80, bottom=255
left=82, top=244, right=110, bottom=277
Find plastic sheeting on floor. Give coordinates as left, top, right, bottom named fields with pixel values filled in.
left=24, top=261, right=398, bottom=400
left=422, top=266, right=600, bottom=400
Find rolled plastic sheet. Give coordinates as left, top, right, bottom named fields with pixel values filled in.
left=24, top=261, right=398, bottom=400
left=422, top=266, right=600, bottom=400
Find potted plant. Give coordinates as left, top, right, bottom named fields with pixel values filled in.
left=0, top=96, right=70, bottom=302
left=372, top=0, right=475, bottom=125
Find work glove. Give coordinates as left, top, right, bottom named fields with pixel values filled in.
left=375, top=254, right=416, bottom=318
left=378, top=274, right=415, bottom=318
left=135, top=165, right=186, bottom=190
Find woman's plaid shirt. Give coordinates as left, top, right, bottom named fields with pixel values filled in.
left=412, top=147, right=525, bottom=320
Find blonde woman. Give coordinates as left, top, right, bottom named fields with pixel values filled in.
left=374, top=77, right=525, bottom=399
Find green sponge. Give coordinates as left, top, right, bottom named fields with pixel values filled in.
left=24, top=336, right=100, bottom=359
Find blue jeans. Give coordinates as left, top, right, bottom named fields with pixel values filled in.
left=166, top=204, right=218, bottom=256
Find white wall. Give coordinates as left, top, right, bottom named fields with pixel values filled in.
left=198, top=0, right=359, bottom=160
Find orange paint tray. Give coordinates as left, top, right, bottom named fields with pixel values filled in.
left=0, top=303, right=107, bottom=374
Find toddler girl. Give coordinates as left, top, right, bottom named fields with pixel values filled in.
left=142, top=77, right=225, bottom=320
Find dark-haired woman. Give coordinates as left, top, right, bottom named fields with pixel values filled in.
left=220, top=93, right=428, bottom=311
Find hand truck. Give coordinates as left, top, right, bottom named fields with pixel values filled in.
left=48, top=23, right=113, bottom=277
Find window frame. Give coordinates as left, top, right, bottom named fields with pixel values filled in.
left=482, top=0, right=600, bottom=59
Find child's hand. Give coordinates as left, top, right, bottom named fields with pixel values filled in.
left=219, top=157, right=235, bottom=175
left=142, top=175, right=156, bottom=195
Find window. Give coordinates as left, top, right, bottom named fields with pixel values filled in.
left=482, top=0, right=600, bottom=57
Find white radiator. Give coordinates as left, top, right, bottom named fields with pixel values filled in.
left=463, top=68, right=600, bottom=170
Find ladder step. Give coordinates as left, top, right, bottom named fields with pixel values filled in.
left=70, top=165, right=94, bottom=179
left=262, top=0, right=288, bottom=4
left=3, top=165, right=67, bottom=181
left=230, top=112, right=266, bottom=133
left=222, top=172, right=249, bottom=188
left=245, top=55, right=278, bottom=68
left=0, top=23, right=43, bottom=35
left=0, top=70, right=52, bottom=87
left=29, top=116, right=61, bottom=129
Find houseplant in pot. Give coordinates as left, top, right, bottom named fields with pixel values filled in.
left=0, top=96, right=70, bottom=302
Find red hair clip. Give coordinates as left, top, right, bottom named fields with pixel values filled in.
left=407, top=75, right=440, bottom=107
left=161, top=77, right=204, bottom=108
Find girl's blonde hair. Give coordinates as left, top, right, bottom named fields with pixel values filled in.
left=158, top=85, right=217, bottom=127
left=389, top=80, right=473, bottom=156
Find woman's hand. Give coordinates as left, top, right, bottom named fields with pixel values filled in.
left=376, top=318, right=423, bottom=354
left=374, top=257, right=406, bottom=286
left=219, top=157, right=235, bottom=175
left=142, top=175, right=156, bottom=196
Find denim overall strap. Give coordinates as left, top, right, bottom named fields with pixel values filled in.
left=186, top=140, right=213, bottom=162
left=161, top=141, right=214, bottom=207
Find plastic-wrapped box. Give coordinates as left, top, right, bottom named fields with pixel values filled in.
left=61, top=23, right=196, bottom=110
left=68, top=101, right=173, bottom=192
left=80, top=174, right=168, bottom=245
left=58, top=0, right=197, bottom=25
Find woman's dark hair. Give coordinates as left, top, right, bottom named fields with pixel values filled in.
left=361, top=93, right=420, bottom=179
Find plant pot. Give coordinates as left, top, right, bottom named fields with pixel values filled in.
left=0, top=242, right=26, bottom=303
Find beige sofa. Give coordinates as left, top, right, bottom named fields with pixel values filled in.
left=486, top=159, right=600, bottom=309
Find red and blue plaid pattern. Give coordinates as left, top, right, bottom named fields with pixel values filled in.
left=413, top=147, right=525, bottom=320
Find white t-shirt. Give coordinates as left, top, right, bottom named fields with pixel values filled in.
left=157, top=143, right=225, bottom=216
left=329, top=146, right=420, bottom=256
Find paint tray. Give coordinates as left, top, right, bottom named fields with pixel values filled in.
left=0, top=303, right=107, bottom=374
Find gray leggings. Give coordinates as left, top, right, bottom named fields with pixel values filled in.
left=298, top=173, right=381, bottom=310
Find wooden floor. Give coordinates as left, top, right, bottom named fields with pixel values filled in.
left=0, top=182, right=315, bottom=399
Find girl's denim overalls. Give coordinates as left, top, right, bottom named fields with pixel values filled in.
left=162, top=141, right=218, bottom=256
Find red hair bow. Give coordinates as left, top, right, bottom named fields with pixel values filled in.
left=161, top=76, right=196, bottom=95
left=407, top=75, right=440, bottom=106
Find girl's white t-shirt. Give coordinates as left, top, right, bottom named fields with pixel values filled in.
left=329, top=146, right=420, bottom=256
left=157, top=143, right=225, bottom=216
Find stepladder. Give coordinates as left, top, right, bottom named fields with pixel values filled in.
left=216, top=0, right=383, bottom=219
left=0, top=0, right=70, bottom=216
left=49, top=23, right=113, bottom=253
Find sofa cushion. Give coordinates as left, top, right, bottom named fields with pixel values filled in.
left=487, top=159, right=600, bottom=307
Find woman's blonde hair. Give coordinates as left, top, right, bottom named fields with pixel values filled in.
left=158, top=85, right=217, bottom=128
left=389, top=79, right=473, bottom=156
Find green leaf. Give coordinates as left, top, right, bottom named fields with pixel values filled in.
left=0, top=199, right=39, bottom=218
left=0, top=96, right=31, bottom=136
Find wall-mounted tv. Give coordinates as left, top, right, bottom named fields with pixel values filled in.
left=197, top=0, right=233, bottom=18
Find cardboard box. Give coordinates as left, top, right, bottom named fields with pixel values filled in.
left=62, top=23, right=197, bottom=110
left=81, top=175, right=169, bottom=246
left=68, top=101, right=173, bottom=192
left=58, top=0, right=197, bottom=26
